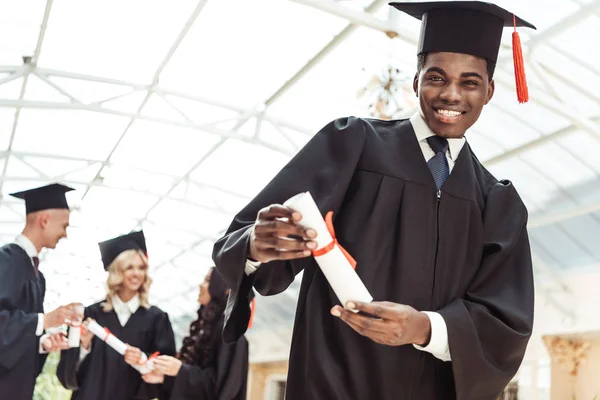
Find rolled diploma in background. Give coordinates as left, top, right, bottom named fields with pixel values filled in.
left=87, top=320, right=152, bottom=374
left=68, top=304, right=85, bottom=348
left=68, top=327, right=80, bottom=348
left=284, top=191, right=373, bottom=306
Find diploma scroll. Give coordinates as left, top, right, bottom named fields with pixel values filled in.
left=284, top=192, right=373, bottom=306
left=68, top=304, right=85, bottom=348
left=86, top=320, right=155, bottom=374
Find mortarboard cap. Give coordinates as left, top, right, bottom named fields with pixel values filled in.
left=98, top=230, right=147, bottom=271
left=10, top=183, right=75, bottom=214
left=390, top=1, right=536, bottom=103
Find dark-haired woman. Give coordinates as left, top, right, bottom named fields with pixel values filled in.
left=143, top=267, right=250, bottom=400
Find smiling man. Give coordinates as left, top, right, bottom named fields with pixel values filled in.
left=214, top=2, right=536, bottom=399
left=0, top=183, right=80, bottom=400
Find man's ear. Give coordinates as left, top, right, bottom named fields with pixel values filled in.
left=39, top=212, right=50, bottom=229
left=484, top=79, right=495, bottom=105
left=413, top=72, right=419, bottom=97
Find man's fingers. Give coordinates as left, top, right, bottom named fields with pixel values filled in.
left=257, top=205, right=298, bottom=221
left=255, top=235, right=316, bottom=252
left=333, top=307, right=389, bottom=334
left=335, top=310, right=383, bottom=339
left=347, top=301, right=404, bottom=321
left=263, top=249, right=312, bottom=261
left=255, top=219, right=315, bottom=240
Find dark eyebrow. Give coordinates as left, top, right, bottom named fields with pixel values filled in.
left=461, top=72, right=484, bottom=80
left=425, top=67, right=447, bottom=76
left=426, top=67, right=484, bottom=81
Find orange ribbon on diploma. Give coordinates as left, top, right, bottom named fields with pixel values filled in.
left=312, top=211, right=356, bottom=270
left=284, top=192, right=372, bottom=306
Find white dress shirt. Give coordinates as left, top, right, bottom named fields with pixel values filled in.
left=79, top=294, right=141, bottom=362
left=13, top=235, right=46, bottom=341
left=244, top=112, right=466, bottom=362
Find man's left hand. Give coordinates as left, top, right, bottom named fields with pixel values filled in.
left=331, top=301, right=431, bottom=347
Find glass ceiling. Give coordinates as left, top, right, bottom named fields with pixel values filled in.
left=1, top=0, right=599, bottom=356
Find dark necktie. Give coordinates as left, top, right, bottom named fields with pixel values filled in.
left=426, top=136, right=450, bottom=191
left=32, top=256, right=40, bottom=279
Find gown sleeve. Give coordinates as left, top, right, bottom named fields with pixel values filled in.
left=36, top=274, right=48, bottom=376
left=212, top=117, right=367, bottom=342
left=0, top=261, right=40, bottom=371
left=169, top=337, right=249, bottom=400
left=438, top=181, right=534, bottom=400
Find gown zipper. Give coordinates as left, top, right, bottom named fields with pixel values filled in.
left=431, top=190, right=442, bottom=303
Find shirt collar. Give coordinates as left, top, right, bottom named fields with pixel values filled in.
left=14, top=234, right=38, bottom=259
left=111, top=294, right=140, bottom=315
left=409, top=112, right=466, bottom=161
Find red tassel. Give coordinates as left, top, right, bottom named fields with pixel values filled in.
left=512, top=14, right=529, bottom=103
left=247, top=298, right=256, bottom=329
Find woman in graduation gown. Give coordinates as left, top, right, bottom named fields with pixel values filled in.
left=57, top=230, right=176, bottom=400
left=142, top=267, right=250, bottom=400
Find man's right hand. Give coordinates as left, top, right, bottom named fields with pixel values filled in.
left=249, top=204, right=318, bottom=263
left=44, top=303, right=79, bottom=330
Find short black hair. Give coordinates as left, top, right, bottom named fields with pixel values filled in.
left=417, top=53, right=495, bottom=81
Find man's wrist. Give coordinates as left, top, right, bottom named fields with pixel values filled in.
left=413, top=311, right=432, bottom=346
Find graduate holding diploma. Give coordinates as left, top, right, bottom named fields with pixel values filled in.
left=213, top=2, right=536, bottom=399
left=57, top=230, right=176, bottom=400
left=0, top=183, right=80, bottom=400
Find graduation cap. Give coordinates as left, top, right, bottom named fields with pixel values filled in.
left=10, top=183, right=75, bottom=214
left=389, top=1, right=536, bottom=103
left=98, top=230, right=147, bottom=271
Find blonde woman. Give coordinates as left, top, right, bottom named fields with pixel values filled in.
left=57, top=230, right=176, bottom=400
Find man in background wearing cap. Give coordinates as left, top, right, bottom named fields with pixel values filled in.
left=0, top=183, right=80, bottom=399
left=214, top=2, right=535, bottom=399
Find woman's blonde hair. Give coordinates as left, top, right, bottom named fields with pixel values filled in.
left=102, top=249, right=152, bottom=312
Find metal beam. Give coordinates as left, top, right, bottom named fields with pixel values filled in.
left=525, top=0, right=600, bottom=49
left=484, top=116, right=600, bottom=166
left=0, top=0, right=54, bottom=197
left=529, top=200, right=600, bottom=229
left=132, top=138, right=228, bottom=254
left=0, top=150, right=254, bottom=202
left=31, top=0, right=54, bottom=64
left=153, top=0, right=208, bottom=83
left=0, top=175, right=230, bottom=215
left=0, top=99, right=295, bottom=156
left=266, top=0, right=395, bottom=106
left=80, top=0, right=210, bottom=203
left=288, top=0, right=412, bottom=40
left=493, top=71, right=600, bottom=140
left=0, top=65, right=312, bottom=142
left=30, top=66, right=249, bottom=115
left=537, top=62, right=600, bottom=107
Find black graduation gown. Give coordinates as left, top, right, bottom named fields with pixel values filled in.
left=166, top=318, right=249, bottom=400
left=57, top=301, right=176, bottom=400
left=213, top=117, right=534, bottom=400
left=165, top=320, right=248, bottom=400
left=0, top=243, right=47, bottom=400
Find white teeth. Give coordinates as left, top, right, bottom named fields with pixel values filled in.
left=437, top=109, right=461, bottom=117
